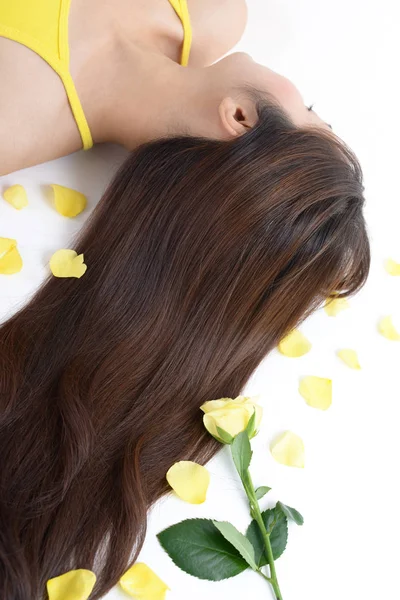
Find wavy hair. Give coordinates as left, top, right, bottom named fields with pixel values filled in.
left=0, top=94, right=370, bottom=599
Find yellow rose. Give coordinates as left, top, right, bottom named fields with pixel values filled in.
left=200, top=395, right=263, bottom=443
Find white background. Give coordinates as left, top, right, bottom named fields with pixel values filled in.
left=1, top=1, right=399, bottom=598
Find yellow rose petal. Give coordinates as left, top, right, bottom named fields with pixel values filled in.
left=166, top=460, right=210, bottom=504
left=47, top=569, right=96, bottom=600
left=0, top=237, right=17, bottom=259
left=51, top=184, right=87, bottom=217
left=378, top=315, right=400, bottom=341
left=50, top=249, right=87, bottom=279
left=299, top=376, right=332, bottom=410
left=0, top=237, right=23, bottom=274
left=203, top=410, right=241, bottom=440
left=270, top=431, right=305, bottom=468
left=336, top=349, right=361, bottom=370
left=3, top=184, right=28, bottom=210
left=384, top=258, right=400, bottom=276
left=120, top=563, right=169, bottom=600
left=200, top=397, right=235, bottom=413
left=324, top=297, right=350, bottom=316
left=278, top=329, right=311, bottom=357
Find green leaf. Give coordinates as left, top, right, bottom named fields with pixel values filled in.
left=277, top=501, right=304, bottom=526
left=246, top=409, right=257, bottom=438
left=231, top=430, right=252, bottom=480
left=157, top=518, right=248, bottom=580
left=255, top=486, right=271, bottom=500
left=212, top=521, right=258, bottom=572
left=216, top=426, right=234, bottom=445
left=246, top=507, right=288, bottom=568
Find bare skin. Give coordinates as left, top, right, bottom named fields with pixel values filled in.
left=0, top=0, right=330, bottom=176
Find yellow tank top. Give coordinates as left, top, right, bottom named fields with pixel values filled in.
left=0, top=0, right=192, bottom=151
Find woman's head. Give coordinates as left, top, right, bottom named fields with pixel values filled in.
left=77, top=92, right=368, bottom=363
left=0, top=97, right=369, bottom=599
left=174, top=53, right=333, bottom=143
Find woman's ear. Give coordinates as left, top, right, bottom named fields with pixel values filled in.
left=218, top=96, right=255, bottom=138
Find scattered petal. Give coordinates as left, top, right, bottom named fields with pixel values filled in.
left=120, top=563, right=169, bottom=600
left=324, top=297, right=350, bottom=316
left=378, top=315, right=400, bottom=341
left=384, top=258, right=400, bottom=276
left=299, top=376, right=332, bottom=410
left=3, top=184, right=28, bottom=209
left=47, top=569, right=96, bottom=600
left=200, top=395, right=263, bottom=441
left=270, top=431, right=305, bottom=468
left=336, top=349, right=361, bottom=370
left=0, top=237, right=23, bottom=274
left=166, top=461, right=210, bottom=504
left=51, top=184, right=87, bottom=217
left=278, top=329, right=311, bottom=357
left=49, top=249, right=87, bottom=279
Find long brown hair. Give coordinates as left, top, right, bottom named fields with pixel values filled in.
left=0, top=94, right=370, bottom=599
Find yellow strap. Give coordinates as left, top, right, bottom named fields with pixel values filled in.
left=168, top=0, right=192, bottom=66
left=59, top=0, right=93, bottom=150
left=60, top=74, right=94, bottom=150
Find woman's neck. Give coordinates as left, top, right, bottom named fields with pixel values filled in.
left=68, top=0, right=232, bottom=148
left=79, top=39, right=226, bottom=148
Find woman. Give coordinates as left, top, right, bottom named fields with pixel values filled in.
left=0, top=0, right=330, bottom=175
left=0, top=2, right=370, bottom=599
